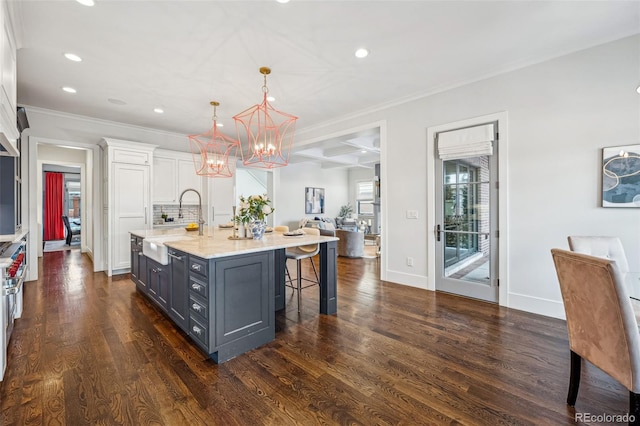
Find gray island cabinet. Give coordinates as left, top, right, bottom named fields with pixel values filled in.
left=129, top=227, right=338, bottom=363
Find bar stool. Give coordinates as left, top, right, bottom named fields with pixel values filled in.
left=285, top=227, right=320, bottom=312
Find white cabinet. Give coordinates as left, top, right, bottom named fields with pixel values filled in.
left=153, top=156, right=176, bottom=203
left=0, top=0, right=18, bottom=156
left=101, top=138, right=156, bottom=276
left=153, top=150, right=202, bottom=204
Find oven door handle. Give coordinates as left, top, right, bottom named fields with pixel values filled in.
left=4, top=274, right=25, bottom=296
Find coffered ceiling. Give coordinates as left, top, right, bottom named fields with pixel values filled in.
left=11, top=1, right=640, bottom=169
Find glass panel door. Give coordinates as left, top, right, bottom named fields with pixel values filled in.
left=435, top=131, right=498, bottom=303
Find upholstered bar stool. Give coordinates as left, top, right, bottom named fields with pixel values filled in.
left=285, top=227, right=320, bottom=312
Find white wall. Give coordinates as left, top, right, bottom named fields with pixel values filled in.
left=24, top=107, right=190, bottom=152
left=275, top=163, right=349, bottom=231
left=22, top=35, right=640, bottom=319
left=296, top=35, right=640, bottom=318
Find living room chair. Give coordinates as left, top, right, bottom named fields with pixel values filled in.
left=62, top=215, right=81, bottom=245
left=285, top=227, right=320, bottom=313
left=551, top=248, right=640, bottom=423
left=568, top=236, right=629, bottom=273
left=336, top=229, right=364, bottom=258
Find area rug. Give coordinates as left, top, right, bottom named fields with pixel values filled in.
left=362, top=244, right=379, bottom=259
left=44, top=240, right=80, bottom=252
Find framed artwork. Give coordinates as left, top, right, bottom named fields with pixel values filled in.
left=305, top=187, right=325, bottom=214
left=602, top=144, right=640, bottom=207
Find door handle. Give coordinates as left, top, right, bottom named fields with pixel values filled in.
left=436, top=224, right=441, bottom=242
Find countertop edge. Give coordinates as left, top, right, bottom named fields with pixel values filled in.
left=130, top=227, right=338, bottom=259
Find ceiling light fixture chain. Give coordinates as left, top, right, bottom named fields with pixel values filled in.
left=261, top=67, right=270, bottom=95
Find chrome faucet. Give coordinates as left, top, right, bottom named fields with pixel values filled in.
left=178, top=188, right=204, bottom=236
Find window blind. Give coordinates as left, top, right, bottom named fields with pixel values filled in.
left=437, top=123, right=495, bottom=160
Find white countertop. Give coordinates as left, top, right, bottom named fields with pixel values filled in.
left=0, top=229, right=29, bottom=244
left=130, top=226, right=338, bottom=259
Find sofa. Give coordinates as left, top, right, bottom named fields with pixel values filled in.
left=336, top=229, right=364, bottom=258
left=300, top=216, right=358, bottom=232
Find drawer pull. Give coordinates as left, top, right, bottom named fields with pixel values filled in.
left=192, top=303, right=202, bottom=311
left=192, top=325, right=202, bottom=335
left=191, top=264, right=202, bottom=271
left=138, top=252, right=143, bottom=256
left=191, top=283, right=202, bottom=291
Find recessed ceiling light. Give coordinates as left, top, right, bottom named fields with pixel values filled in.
left=355, top=48, right=369, bottom=59
left=636, top=84, right=640, bottom=94
left=267, top=96, right=275, bottom=102
left=153, top=108, right=164, bottom=114
left=361, top=150, right=367, bottom=153
left=62, top=86, right=77, bottom=93
left=276, top=0, right=290, bottom=3
left=107, top=98, right=127, bottom=105
left=64, top=53, right=82, bottom=62
left=76, top=0, right=95, bottom=6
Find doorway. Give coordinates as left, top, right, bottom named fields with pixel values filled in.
left=42, top=165, right=82, bottom=252
left=427, top=113, right=507, bottom=305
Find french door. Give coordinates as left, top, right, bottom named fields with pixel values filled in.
left=434, top=125, right=499, bottom=303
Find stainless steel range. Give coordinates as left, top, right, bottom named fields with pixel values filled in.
left=0, top=238, right=26, bottom=381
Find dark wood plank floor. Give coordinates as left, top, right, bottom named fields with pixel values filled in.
left=1, top=250, right=629, bottom=425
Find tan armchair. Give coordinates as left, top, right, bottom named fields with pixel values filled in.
left=551, top=248, right=640, bottom=420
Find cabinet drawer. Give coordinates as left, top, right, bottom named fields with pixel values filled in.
left=189, top=256, right=208, bottom=278
left=189, top=315, right=209, bottom=349
left=189, top=275, right=208, bottom=299
left=189, top=294, right=208, bottom=320
left=113, top=148, right=150, bottom=165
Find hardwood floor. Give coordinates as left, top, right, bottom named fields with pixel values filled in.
left=1, top=251, right=629, bottom=425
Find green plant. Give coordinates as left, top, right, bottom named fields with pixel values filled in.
left=338, top=203, right=353, bottom=218
left=236, top=194, right=274, bottom=223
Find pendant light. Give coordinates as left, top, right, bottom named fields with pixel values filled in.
left=233, top=67, right=298, bottom=169
left=188, top=101, right=240, bottom=178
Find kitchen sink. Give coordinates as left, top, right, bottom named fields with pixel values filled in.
left=142, top=235, right=193, bottom=265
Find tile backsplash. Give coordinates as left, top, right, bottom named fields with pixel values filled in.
left=153, top=204, right=200, bottom=225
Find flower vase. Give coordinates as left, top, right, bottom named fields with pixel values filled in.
left=237, top=223, right=245, bottom=239
left=251, top=220, right=266, bottom=240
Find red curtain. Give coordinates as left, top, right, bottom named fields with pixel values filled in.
left=44, top=172, right=65, bottom=241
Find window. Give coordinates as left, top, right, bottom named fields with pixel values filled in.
left=357, top=181, right=374, bottom=200
left=356, top=180, right=374, bottom=216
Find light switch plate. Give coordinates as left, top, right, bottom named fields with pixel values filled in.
left=407, top=209, right=418, bottom=219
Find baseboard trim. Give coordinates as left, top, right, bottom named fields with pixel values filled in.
left=384, top=270, right=429, bottom=290
left=508, top=292, right=566, bottom=319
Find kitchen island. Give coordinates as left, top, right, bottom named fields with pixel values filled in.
left=129, top=226, right=338, bottom=363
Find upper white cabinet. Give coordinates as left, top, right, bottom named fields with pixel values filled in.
left=153, top=150, right=202, bottom=205
left=100, top=138, right=156, bottom=276
left=0, top=0, right=18, bottom=156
